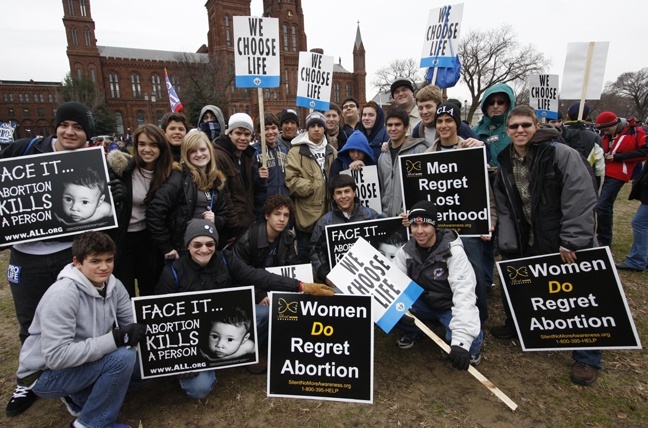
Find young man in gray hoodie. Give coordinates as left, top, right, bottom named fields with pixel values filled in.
left=16, top=232, right=144, bottom=428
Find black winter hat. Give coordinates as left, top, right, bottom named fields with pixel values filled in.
left=56, top=101, right=96, bottom=139
left=408, top=201, right=438, bottom=226
left=280, top=108, right=300, bottom=126
left=434, top=102, right=461, bottom=128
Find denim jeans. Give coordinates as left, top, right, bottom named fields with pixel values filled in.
left=32, top=347, right=137, bottom=428
left=8, top=247, right=73, bottom=343
left=623, top=203, right=648, bottom=269
left=596, top=177, right=626, bottom=246
left=397, top=299, right=483, bottom=356
left=482, top=238, right=495, bottom=285
left=573, top=349, right=603, bottom=369
left=179, top=303, right=268, bottom=399
left=460, top=237, right=488, bottom=323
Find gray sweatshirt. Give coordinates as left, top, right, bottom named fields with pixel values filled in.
left=17, top=264, right=133, bottom=381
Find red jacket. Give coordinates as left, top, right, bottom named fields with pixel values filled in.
left=603, top=117, right=648, bottom=182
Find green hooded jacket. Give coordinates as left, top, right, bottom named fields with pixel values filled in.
left=472, top=83, right=515, bottom=167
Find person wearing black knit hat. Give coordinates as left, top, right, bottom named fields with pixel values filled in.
left=393, top=200, right=484, bottom=371
left=424, top=103, right=492, bottom=325
left=1, top=101, right=100, bottom=417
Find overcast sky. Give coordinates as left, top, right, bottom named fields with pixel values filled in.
left=1, top=0, right=645, bottom=102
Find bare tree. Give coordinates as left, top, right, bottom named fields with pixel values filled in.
left=173, top=52, right=248, bottom=124
left=608, top=68, right=648, bottom=120
left=60, top=73, right=114, bottom=135
left=371, top=58, right=425, bottom=93
left=459, top=25, right=549, bottom=122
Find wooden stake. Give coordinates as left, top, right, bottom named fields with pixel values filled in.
left=257, top=87, right=267, bottom=167
left=577, top=42, right=596, bottom=121
left=407, top=311, right=518, bottom=411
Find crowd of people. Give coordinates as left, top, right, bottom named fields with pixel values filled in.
left=2, top=74, right=647, bottom=426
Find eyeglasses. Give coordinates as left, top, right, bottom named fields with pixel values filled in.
left=190, top=241, right=215, bottom=249
left=486, top=99, right=507, bottom=107
left=342, top=104, right=357, bottom=110
left=507, top=122, right=534, bottom=130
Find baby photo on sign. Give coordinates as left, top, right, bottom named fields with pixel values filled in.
left=53, top=166, right=113, bottom=226
left=198, top=305, right=256, bottom=365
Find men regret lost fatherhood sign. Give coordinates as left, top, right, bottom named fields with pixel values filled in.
left=497, top=248, right=642, bottom=351
left=399, top=147, right=491, bottom=236
left=0, top=146, right=117, bottom=247
left=233, top=16, right=280, bottom=88
left=132, top=287, right=258, bottom=379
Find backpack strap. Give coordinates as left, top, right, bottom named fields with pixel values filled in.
left=171, top=265, right=179, bottom=287
left=22, top=137, right=40, bottom=156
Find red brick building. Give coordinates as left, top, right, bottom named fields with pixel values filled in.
left=59, top=0, right=366, bottom=134
left=0, top=81, right=61, bottom=140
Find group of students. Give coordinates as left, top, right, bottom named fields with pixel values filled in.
left=3, top=75, right=646, bottom=426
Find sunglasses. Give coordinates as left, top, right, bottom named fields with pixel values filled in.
left=507, top=122, right=534, bottom=130
left=486, top=99, right=507, bottom=107
left=190, top=241, right=215, bottom=249
left=342, top=104, right=357, bottom=110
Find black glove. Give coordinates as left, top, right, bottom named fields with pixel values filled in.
left=108, top=179, right=127, bottom=207
left=112, top=323, right=146, bottom=347
left=448, top=345, right=470, bottom=371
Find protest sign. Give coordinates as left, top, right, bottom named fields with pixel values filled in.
left=267, top=292, right=373, bottom=403
left=266, top=263, right=313, bottom=283
left=561, top=41, right=609, bottom=100
left=327, top=237, right=423, bottom=333
left=296, top=51, right=334, bottom=110
left=497, top=247, right=642, bottom=351
left=233, top=16, right=280, bottom=88
left=0, top=121, right=17, bottom=145
left=528, top=74, right=559, bottom=120
left=399, top=147, right=491, bottom=236
left=0, top=146, right=117, bottom=247
left=325, top=217, right=405, bottom=270
left=132, top=287, right=258, bottom=379
left=420, top=3, right=463, bottom=68
left=341, top=165, right=381, bottom=212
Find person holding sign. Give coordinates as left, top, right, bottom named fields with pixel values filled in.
left=390, top=77, right=421, bottom=135
left=214, top=113, right=269, bottom=246
left=155, top=219, right=334, bottom=399
left=394, top=201, right=483, bottom=369
left=2, top=101, right=100, bottom=417
left=147, top=131, right=230, bottom=261
left=472, top=83, right=515, bottom=167
left=594, top=111, right=648, bottom=247
left=424, top=102, right=493, bottom=324
left=310, top=174, right=382, bottom=283
left=286, top=111, right=337, bottom=263
left=491, top=105, right=601, bottom=386
left=328, top=130, right=376, bottom=180
left=252, top=113, right=290, bottom=198
left=377, top=108, right=431, bottom=217
left=16, top=232, right=144, bottom=428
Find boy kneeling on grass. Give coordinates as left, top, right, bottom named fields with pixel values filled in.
left=16, top=231, right=145, bottom=428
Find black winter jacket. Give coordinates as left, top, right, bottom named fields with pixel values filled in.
left=232, top=221, right=299, bottom=268
left=146, top=165, right=228, bottom=255
left=155, top=250, right=299, bottom=295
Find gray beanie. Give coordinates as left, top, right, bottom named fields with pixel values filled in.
left=184, top=219, right=219, bottom=247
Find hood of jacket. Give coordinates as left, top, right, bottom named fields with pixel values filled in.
left=337, top=132, right=376, bottom=166
left=106, top=149, right=133, bottom=178
left=198, top=105, right=226, bottom=129
left=529, top=124, right=561, bottom=145
left=357, top=105, right=386, bottom=144
left=291, top=131, right=328, bottom=148
left=57, top=263, right=118, bottom=299
left=478, top=83, right=515, bottom=126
